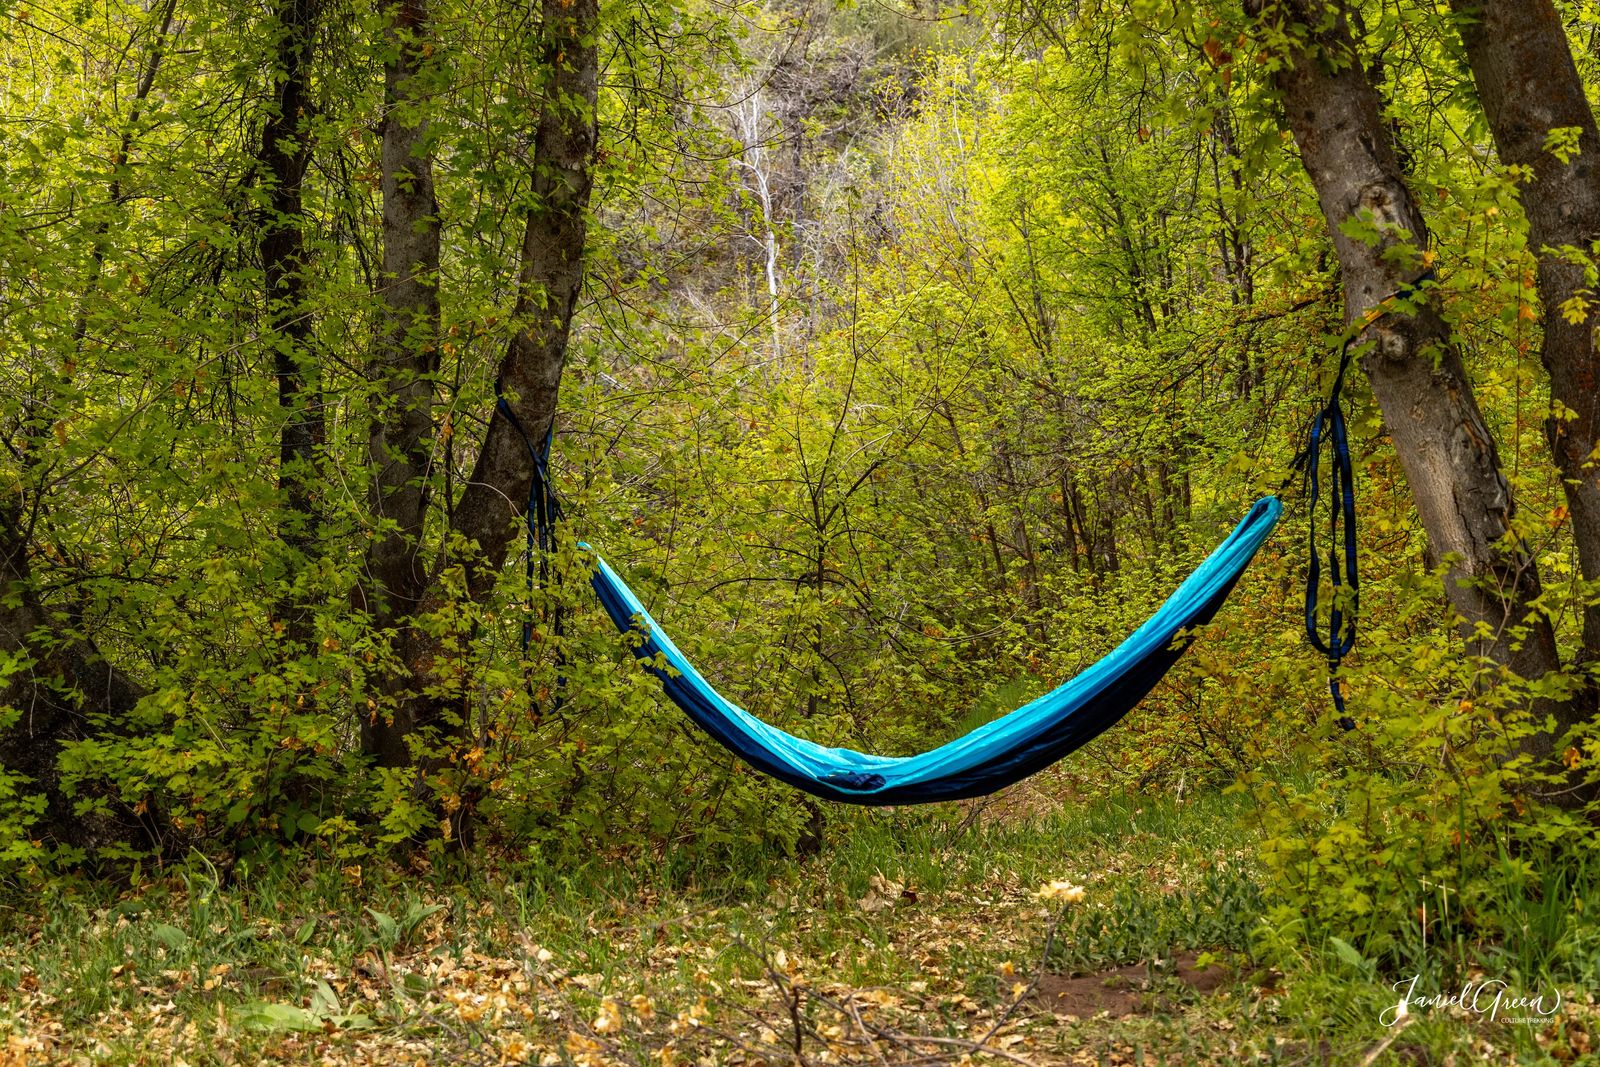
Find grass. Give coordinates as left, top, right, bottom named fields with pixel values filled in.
left=0, top=780, right=1593, bottom=1065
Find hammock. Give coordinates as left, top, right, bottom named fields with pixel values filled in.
left=579, top=496, right=1281, bottom=805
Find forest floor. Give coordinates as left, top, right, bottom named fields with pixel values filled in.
left=0, top=783, right=1589, bottom=1066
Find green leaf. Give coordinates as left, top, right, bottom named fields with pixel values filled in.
left=235, top=1001, right=323, bottom=1033
left=1328, top=936, right=1370, bottom=973
left=151, top=923, right=189, bottom=952
left=367, top=907, right=399, bottom=948
left=401, top=901, right=446, bottom=932
left=309, top=979, right=342, bottom=1017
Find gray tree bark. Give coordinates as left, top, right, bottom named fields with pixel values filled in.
left=1249, top=0, right=1578, bottom=752
left=1447, top=0, right=1600, bottom=666
left=357, top=0, right=443, bottom=633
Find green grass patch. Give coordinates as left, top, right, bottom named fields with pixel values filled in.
left=0, top=783, right=1592, bottom=1064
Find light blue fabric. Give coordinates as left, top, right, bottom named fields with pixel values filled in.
left=582, top=496, right=1281, bottom=804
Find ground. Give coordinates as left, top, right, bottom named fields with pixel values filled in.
left=0, top=784, right=1591, bottom=1065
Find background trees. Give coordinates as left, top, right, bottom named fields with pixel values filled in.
left=0, top=0, right=1596, bottom=924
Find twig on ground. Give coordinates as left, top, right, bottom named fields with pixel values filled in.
left=845, top=994, right=891, bottom=1067
left=1356, top=1015, right=1416, bottom=1067
left=976, top=907, right=1063, bottom=1044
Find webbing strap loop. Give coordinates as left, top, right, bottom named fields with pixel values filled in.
left=1300, top=340, right=1359, bottom=731
left=1288, top=267, right=1435, bottom=733
left=494, top=377, right=565, bottom=706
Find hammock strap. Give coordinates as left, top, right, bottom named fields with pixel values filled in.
left=494, top=378, right=564, bottom=703
left=1286, top=268, right=1435, bottom=732
left=1296, top=339, right=1359, bottom=732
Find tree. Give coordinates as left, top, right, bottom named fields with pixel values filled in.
left=0, top=500, right=147, bottom=854
left=1446, top=0, right=1600, bottom=667
left=259, top=0, right=324, bottom=642
left=0, top=0, right=181, bottom=854
left=1246, top=0, right=1580, bottom=756
left=359, top=0, right=599, bottom=843
left=356, top=0, right=443, bottom=666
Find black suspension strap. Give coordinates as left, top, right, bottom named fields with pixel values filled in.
left=494, top=378, right=565, bottom=705
left=1289, top=338, right=1360, bottom=731
left=1287, top=269, right=1435, bottom=733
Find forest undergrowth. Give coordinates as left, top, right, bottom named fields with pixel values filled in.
left=2, top=776, right=1595, bottom=1066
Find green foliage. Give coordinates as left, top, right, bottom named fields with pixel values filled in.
left=0, top=786, right=1579, bottom=1062
left=1047, top=865, right=1264, bottom=971
left=1238, top=561, right=1600, bottom=977
left=365, top=900, right=447, bottom=953
left=3, top=17, right=1600, bottom=1066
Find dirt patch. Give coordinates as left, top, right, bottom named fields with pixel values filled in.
left=1030, top=951, right=1232, bottom=1019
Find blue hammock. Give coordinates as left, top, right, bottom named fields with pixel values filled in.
left=579, top=496, right=1281, bottom=805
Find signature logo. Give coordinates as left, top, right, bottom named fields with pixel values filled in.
left=1381, top=975, right=1563, bottom=1026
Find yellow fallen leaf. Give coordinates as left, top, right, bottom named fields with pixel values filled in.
left=1036, top=880, right=1086, bottom=904
left=592, top=998, right=622, bottom=1035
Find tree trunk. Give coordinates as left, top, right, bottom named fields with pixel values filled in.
left=445, top=0, right=597, bottom=603
left=1250, top=0, right=1577, bottom=751
left=260, top=0, right=323, bottom=641
left=1447, top=0, right=1600, bottom=665
left=363, top=0, right=599, bottom=829
left=357, top=0, right=443, bottom=633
